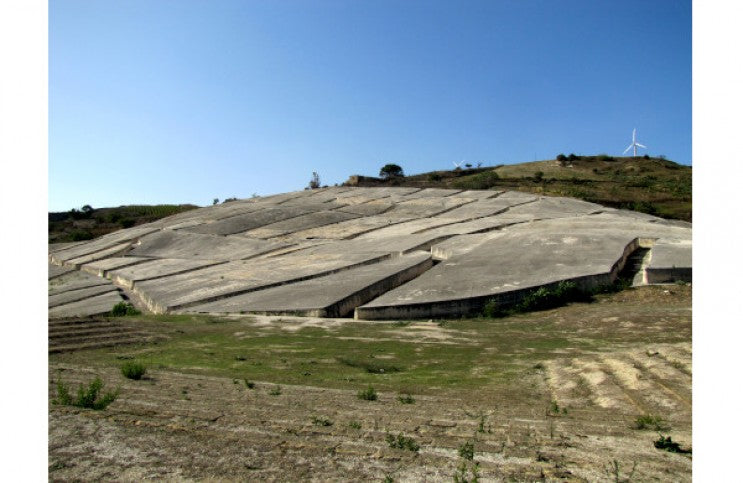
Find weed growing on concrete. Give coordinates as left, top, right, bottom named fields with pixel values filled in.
left=654, top=435, right=691, bottom=454
left=397, top=394, right=415, bottom=404
left=385, top=433, right=420, bottom=452
left=357, top=386, right=378, bottom=401
left=459, top=441, right=475, bottom=460
left=604, top=459, right=637, bottom=482
left=349, top=420, right=362, bottom=430
left=120, top=361, right=146, bottom=380
left=634, top=415, right=669, bottom=431
left=54, top=377, right=118, bottom=410
left=311, top=416, right=333, bottom=427
left=269, top=385, right=282, bottom=396
left=110, top=302, right=141, bottom=316
left=244, top=379, right=255, bottom=389
left=453, top=460, right=481, bottom=482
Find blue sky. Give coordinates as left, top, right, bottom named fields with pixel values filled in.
left=49, top=0, right=691, bottom=211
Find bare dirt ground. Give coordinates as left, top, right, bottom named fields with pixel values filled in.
left=49, top=285, right=692, bottom=481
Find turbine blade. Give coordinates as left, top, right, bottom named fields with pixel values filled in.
left=636, top=143, right=647, bottom=149
left=623, top=145, right=633, bottom=154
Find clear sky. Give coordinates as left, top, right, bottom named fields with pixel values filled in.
left=49, top=0, right=691, bottom=211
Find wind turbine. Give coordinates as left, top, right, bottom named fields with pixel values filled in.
left=452, top=160, right=464, bottom=168
left=623, top=128, right=647, bottom=157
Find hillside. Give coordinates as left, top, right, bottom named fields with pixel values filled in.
left=48, top=204, right=199, bottom=243
left=346, top=155, right=692, bottom=222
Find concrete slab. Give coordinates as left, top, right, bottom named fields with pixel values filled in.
left=646, top=239, right=692, bottom=283
left=49, top=226, right=159, bottom=264
left=286, top=215, right=416, bottom=240
left=356, top=227, right=640, bottom=320
left=49, top=264, right=76, bottom=280
left=242, top=210, right=361, bottom=239
left=129, top=231, right=289, bottom=260
left=81, top=256, right=151, bottom=277
left=180, top=205, right=322, bottom=235
left=49, top=291, right=124, bottom=318
left=47, top=188, right=692, bottom=319
left=49, top=270, right=112, bottom=295
left=109, top=258, right=227, bottom=289
left=134, top=250, right=392, bottom=312
left=336, top=199, right=396, bottom=216
left=187, top=251, right=433, bottom=317
left=432, top=196, right=538, bottom=221
left=62, top=242, right=136, bottom=268
left=401, top=188, right=462, bottom=198
left=49, top=284, right=120, bottom=308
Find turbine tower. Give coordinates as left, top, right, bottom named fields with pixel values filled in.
left=623, top=128, right=647, bottom=157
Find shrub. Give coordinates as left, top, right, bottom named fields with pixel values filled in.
left=534, top=171, right=544, bottom=182
left=458, top=441, right=474, bottom=460
left=311, top=416, right=333, bottom=427
left=654, top=435, right=691, bottom=454
left=556, top=154, right=567, bottom=162
left=69, top=230, right=94, bottom=242
left=348, top=420, right=362, bottom=429
left=53, top=377, right=118, bottom=410
left=379, top=164, right=404, bottom=179
left=385, top=433, right=420, bottom=452
left=269, top=385, right=282, bottom=396
left=634, top=414, right=670, bottom=431
left=121, top=361, right=147, bottom=380
left=119, top=218, right=135, bottom=228
left=428, top=173, right=442, bottom=182
left=596, top=154, right=615, bottom=162
left=397, top=394, right=415, bottom=404
left=110, top=302, right=141, bottom=317
left=357, top=386, right=378, bottom=401
left=244, top=379, right=255, bottom=389
left=453, top=460, right=481, bottom=483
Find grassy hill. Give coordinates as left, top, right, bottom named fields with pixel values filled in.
left=48, top=204, right=199, bottom=243
left=346, top=155, right=691, bottom=222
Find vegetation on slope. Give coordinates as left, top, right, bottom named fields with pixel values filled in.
left=346, top=155, right=692, bottom=222
left=48, top=204, right=199, bottom=243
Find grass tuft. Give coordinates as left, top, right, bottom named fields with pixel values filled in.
left=357, top=386, right=378, bottom=401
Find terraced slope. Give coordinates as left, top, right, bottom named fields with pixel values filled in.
left=48, top=187, right=691, bottom=319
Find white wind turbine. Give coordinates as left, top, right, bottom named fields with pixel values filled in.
left=452, top=160, right=464, bottom=168
left=623, top=128, right=647, bottom=157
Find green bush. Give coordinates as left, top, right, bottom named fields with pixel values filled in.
left=458, top=441, right=474, bottom=460
left=385, top=433, right=420, bottom=452
left=110, top=302, right=141, bottom=317
left=121, top=361, right=147, bottom=380
left=357, top=386, right=378, bottom=401
left=69, top=230, right=94, bottom=241
left=119, top=218, right=136, bottom=228
left=53, top=377, right=118, bottom=410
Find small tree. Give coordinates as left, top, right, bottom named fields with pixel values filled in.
left=556, top=154, right=567, bottom=162
left=213, top=198, right=219, bottom=205
left=379, top=164, right=404, bottom=179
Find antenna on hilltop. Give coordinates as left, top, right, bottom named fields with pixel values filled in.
left=623, top=128, right=647, bottom=157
